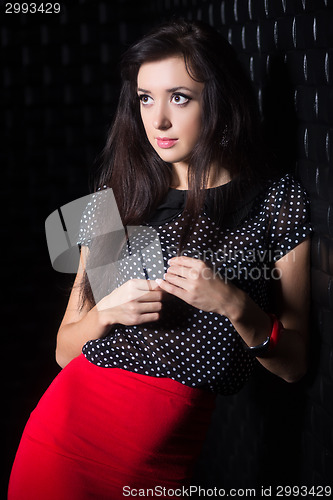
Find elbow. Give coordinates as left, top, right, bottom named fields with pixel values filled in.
left=282, top=361, right=308, bottom=384
left=55, top=341, right=71, bottom=369
left=55, top=329, right=66, bottom=369
left=282, top=331, right=308, bottom=384
left=55, top=327, right=78, bottom=369
left=55, top=348, right=66, bottom=369
left=283, top=371, right=306, bottom=384
left=55, top=344, right=80, bottom=369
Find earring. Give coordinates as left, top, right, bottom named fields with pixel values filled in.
left=220, top=126, right=229, bottom=147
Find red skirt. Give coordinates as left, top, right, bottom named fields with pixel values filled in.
left=8, top=354, right=216, bottom=500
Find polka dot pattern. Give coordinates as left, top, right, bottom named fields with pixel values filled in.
left=78, top=174, right=312, bottom=395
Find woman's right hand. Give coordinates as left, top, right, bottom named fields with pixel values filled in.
left=56, top=247, right=164, bottom=368
left=94, top=279, right=163, bottom=329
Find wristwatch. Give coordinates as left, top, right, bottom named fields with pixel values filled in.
left=243, top=314, right=283, bottom=358
left=243, top=335, right=271, bottom=358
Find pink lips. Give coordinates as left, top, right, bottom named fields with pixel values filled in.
left=156, top=137, right=178, bottom=149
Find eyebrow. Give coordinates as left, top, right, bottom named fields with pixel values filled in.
left=137, top=86, right=195, bottom=94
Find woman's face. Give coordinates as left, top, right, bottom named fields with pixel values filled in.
left=137, top=56, right=204, bottom=167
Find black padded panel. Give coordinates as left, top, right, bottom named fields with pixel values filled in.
left=1, top=1, right=155, bottom=492
left=2, top=0, right=333, bottom=493
left=148, top=0, right=333, bottom=489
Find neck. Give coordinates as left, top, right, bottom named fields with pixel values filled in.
left=170, top=161, right=189, bottom=190
left=170, top=162, right=231, bottom=190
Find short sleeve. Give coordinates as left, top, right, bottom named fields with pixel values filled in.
left=77, top=186, right=108, bottom=248
left=266, top=174, right=312, bottom=262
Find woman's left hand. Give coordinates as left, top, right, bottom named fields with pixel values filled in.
left=156, top=256, right=241, bottom=317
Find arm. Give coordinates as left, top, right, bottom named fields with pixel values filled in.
left=225, top=237, right=311, bottom=383
left=157, top=237, right=311, bottom=383
left=55, top=246, right=110, bottom=369
left=56, top=246, right=163, bottom=369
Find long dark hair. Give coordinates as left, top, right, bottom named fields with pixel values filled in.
left=80, top=18, right=269, bottom=308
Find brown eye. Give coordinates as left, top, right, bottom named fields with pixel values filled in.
left=139, top=94, right=153, bottom=105
left=171, top=93, right=191, bottom=105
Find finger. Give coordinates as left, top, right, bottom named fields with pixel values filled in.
left=166, top=264, right=192, bottom=279
left=132, top=279, right=160, bottom=291
left=168, top=256, right=202, bottom=268
left=137, top=312, right=160, bottom=324
left=137, top=290, right=164, bottom=302
left=163, top=272, right=190, bottom=291
left=166, top=265, right=202, bottom=281
left=155, top=278, right=187, bottom=301
left=137, top=301, right=163, bottom=313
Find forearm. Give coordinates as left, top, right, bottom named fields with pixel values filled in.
left=224, top=286, right=308, bottom=383
left=56, top=280, right=163, bottom=368
left=56, top=307, right=112, bottom=369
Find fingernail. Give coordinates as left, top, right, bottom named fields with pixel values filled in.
left=156, top=278, right=162, bottom=285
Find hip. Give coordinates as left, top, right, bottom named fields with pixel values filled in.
left=23, top=354, right=216, bottom=484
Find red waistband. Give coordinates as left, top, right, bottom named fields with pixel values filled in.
left=80, top=354, right=216, bottom=404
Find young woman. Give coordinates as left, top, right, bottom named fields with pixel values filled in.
left=8, top=19, right=312, bottom=499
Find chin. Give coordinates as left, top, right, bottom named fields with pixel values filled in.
left=153, top=148, right=189, bottom=164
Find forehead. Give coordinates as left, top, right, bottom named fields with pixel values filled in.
left=137, top=56, right=203, bottom=92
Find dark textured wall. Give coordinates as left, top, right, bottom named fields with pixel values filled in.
left=3, top=0, right=333, bottom=493
left=147, top=0, right=333, bottom=489
left=2, top=1, right=155, bottom=492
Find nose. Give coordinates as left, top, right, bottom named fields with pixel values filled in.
left=152, top=102, right=171, bottom=131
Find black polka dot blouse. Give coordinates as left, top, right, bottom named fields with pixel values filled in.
left=77, top=173, right=312, bottom=395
